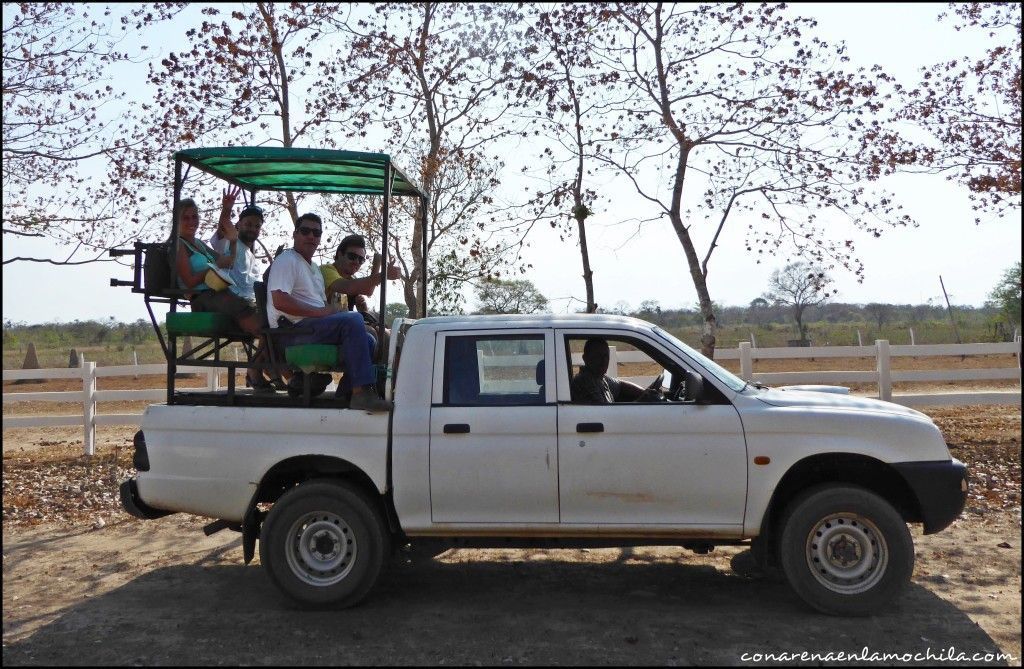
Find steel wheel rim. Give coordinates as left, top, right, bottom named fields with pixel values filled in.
left=805, top=512, right=887, bottom=594
left=285, top=511, right=357, bottom=587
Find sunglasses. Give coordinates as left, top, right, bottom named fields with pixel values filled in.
left=297, top=226, right=322, bottom=237
left=344, top=251, right=366, bottom=263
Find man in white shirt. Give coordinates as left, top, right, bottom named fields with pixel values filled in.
left=267, top=213, right=391, bottom=412
left=210, top=201, right=265, bottom=304
left=209, top=189, right=275, bottom=392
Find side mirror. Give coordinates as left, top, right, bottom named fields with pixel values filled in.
left=683, top=369, right=704, bottom=403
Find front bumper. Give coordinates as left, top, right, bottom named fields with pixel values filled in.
left=119, top=478, right=174, bottom=520
left=892, top=458, right=968, bottom=534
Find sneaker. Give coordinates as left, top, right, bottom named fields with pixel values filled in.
left=349, top=390, right=393, bottom=413
left=286, top=371, right=306, bottom=398
left=246, top=373, right=277, bottom=395
left=288, top=372, right=332, bottom=398
left=310, top=373, right=332, bottom=398
left=334, top=387, right=353, bottom=407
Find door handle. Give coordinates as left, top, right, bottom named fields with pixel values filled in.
left=444, top=423, right=470, bottom=434
left=576, top=422, right=604, bottom=433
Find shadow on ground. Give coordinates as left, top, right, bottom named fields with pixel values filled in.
left=3, top=544, right=1010, bottom=666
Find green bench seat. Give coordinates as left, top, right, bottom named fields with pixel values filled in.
left=167, top=312, right=237, bottom=337
left=285, top=344, right=339, bottom=373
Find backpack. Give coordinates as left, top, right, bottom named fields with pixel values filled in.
left=143, top=241, right=174, bottom=295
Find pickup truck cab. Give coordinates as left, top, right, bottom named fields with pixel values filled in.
left=121, top=313, right=967, bottom=615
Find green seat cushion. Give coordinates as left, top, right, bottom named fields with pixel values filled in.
left=286, top=344, right=339, bottom=372
left=167, top=312, right=236, bottom=337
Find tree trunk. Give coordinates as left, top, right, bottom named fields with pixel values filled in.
left=408, top=199, right=425, bottom=318
left=403, top=272, right=419, bottom=319
left=259, top=1, right=299, bottom=225
left=411, top=3, right=439, bottom=318
left=670, top=210, right=717, bottom=358
left=665, top=146, right=717, bottom=358
left=567, top=64, right=596, bottom=314
left=575, top=210, right=596, bottom=313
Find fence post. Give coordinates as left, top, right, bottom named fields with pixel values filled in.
left=739, top=341, right=753, bottom=380
left=876, top=339, right=891, bottom=402
left=82, top=361, right=96, bottom=456
left=1011, top=331, right=1019, bottom=379
left=909, top=327, right=915, bottom=345
left=608, top=346, right=618, bottom=378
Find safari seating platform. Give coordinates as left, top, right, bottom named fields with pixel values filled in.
left=110, top=241, right=353, bottom=408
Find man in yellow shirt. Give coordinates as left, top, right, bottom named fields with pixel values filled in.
left=319, top=233, right=401, bottom=405
left=319, top=234, right=401, bottom=313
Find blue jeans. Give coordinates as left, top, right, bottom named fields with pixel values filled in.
left=280, top=311, right=376, bottom=392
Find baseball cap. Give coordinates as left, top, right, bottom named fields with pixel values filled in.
left=239, top=204, right=264, bottom=220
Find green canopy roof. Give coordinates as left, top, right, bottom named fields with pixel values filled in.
left=174, top=146, right=426, bottom=199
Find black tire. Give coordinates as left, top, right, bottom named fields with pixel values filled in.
left=259, top=480, right=390, bottom=608
left=778, top=484, right=913, bottom=616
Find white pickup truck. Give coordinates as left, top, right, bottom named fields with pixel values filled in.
left=120, top=314, right=967, bottom=615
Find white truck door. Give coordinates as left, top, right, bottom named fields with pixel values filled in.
left=556, top=330, right=748, bottom=528
left=429, top=330, right=558, bottom=523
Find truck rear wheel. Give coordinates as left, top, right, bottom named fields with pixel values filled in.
left=259, top=481, right=389, bottom=608
left=778, top=484, right=913, bottom=616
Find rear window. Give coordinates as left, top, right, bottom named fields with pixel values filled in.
left=443, top=335, right=545, bottom=406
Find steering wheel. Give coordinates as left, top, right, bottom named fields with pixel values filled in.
left=636, top=372, right=665, bottom=402
left=668, top=375, right=685, bottom=402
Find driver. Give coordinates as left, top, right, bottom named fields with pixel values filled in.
left=570, top=338, right=661, bottom=404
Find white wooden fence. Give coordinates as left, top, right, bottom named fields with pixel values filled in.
left=3, top=339, right=1020, bottom=455
left=726, top=340, right=1022, bottom=406
left=3, top=357, right=221, bottom=456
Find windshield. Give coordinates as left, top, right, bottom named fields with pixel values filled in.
left=653, top=327, right=747, bottom=392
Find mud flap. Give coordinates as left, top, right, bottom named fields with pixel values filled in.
left=242, top=508, right=264, bottom=565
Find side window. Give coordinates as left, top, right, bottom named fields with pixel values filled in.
left=565, top=333, right=729, bottom=405
left=567, top=336, right=670, bottom=404
left=443, top=335, right=546, bottom=406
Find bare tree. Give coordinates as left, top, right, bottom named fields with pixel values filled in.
left=475, top=278, right=549, bottom=315
left=518, top=3, right=621, bottom=313
left=335, top=3, right=531, bottom=317
left=888, top=3, right=1021, bottom=222
left=765, top=262, right=834, bottom=342
left=139, top=2, right=357, bottom=234
left=594, top=3, right=914, bottom=357
left=2, top=3, right=159, bottom=265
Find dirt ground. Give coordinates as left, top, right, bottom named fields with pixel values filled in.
left=2, top=406, right=1021, bottom=665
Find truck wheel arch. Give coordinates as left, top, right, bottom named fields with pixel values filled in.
left=757, top=453, right=923, bottom=564
left=250, top=455, right=382, bottom=508
left=239, top=456, right=392, bottom=565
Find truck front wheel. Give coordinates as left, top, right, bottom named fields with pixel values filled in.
left=259, top=481, right=390, bottom=608
left=778, top=484, right=913, bottom=616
